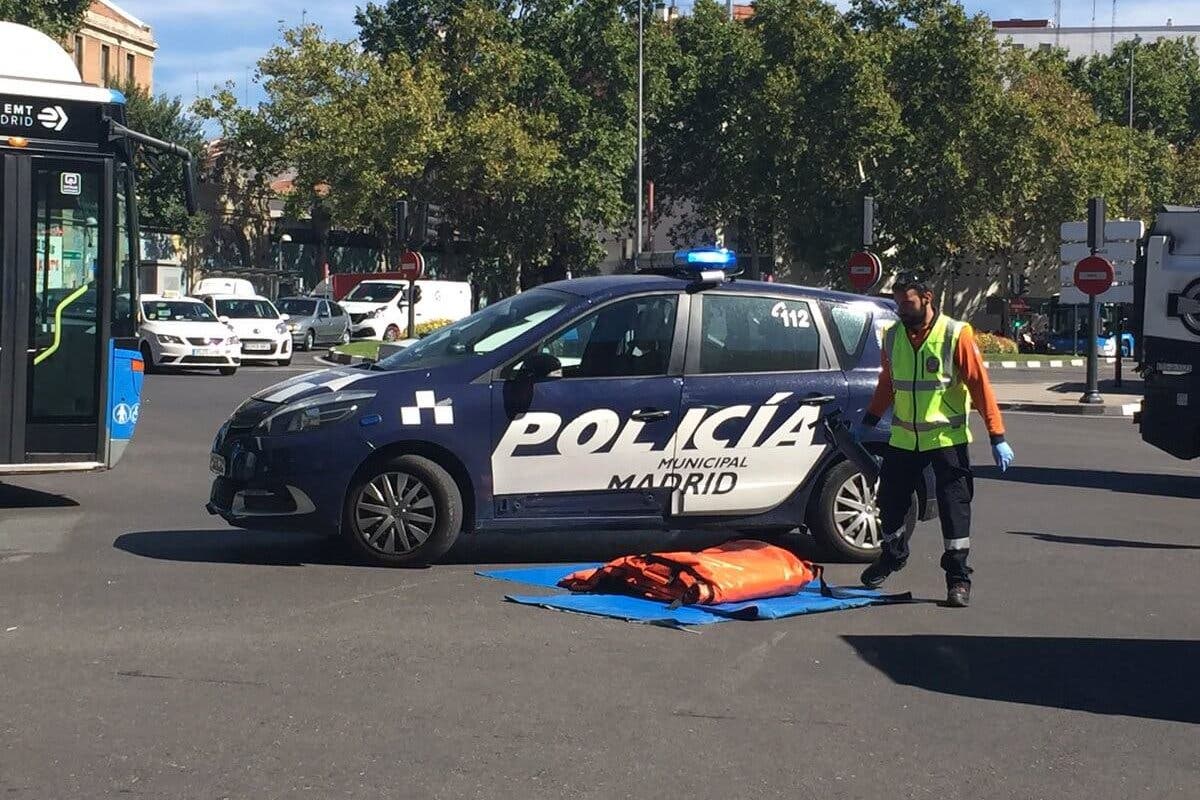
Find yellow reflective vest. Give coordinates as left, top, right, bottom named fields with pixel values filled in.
left=884, top=314, right=972, bottom=451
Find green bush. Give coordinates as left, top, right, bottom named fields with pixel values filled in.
left=975, top=332, right=1019, bottom=354
left=414, top=318, right=454, bottom=337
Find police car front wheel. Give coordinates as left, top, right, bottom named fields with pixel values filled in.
left=343, top=454, right=463, bottom=566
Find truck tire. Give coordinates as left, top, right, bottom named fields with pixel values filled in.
left=342, top=454, right=463, bottom=567
left=806, top=459, right=916, bottom=563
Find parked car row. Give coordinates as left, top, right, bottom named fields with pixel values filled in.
left=138, top=279, right=353, bottom=376
left=139, top=275, right=474, bottom=375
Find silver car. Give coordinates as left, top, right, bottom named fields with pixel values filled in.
left=277, top=297, right=351, bottom=351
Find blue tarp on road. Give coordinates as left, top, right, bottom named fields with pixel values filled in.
left=477, top=563, right=900, bottom=628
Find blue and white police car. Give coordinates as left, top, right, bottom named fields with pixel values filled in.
left=207, top=250, right=933, bottom=566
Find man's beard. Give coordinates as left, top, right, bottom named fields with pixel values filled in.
left=899, top=302, right=928, bottom=329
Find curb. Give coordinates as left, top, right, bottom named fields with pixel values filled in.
left=983, top=358, right=1123, bottom=370
left=998, top=400, right=1139, bottom=417
left=323, top=349, right=373, bottom=366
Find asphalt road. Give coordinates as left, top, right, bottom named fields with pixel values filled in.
left=2, top=353, right=1197, bottom=799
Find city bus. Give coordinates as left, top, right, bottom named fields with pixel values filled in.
left=0, top=22, right=195, bottom=475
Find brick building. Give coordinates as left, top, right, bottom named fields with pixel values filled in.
left=68, top=0, right=156, bottom=91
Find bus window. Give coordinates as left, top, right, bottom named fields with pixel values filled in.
left=113, top=167, right=137, bottom=337
left=27, top=165, right=103, bottom=425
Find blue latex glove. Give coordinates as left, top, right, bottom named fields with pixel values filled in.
left=992, top=441, right=1015, bottom=472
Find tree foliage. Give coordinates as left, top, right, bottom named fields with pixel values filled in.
left=199, top=0, right=1199, bottom=298
left=0, top=0, right=90, bottom=42
left=119, top=79, right=207, bottom=235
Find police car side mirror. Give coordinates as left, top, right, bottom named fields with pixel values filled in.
left=516, top=352, right=563, bottom=380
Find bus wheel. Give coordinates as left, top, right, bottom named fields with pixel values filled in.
left=139, top=343, right=157, bottom=375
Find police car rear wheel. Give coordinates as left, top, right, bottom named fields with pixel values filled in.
left=344, top=455, right=462, bottom=566
left=809, top=460, right=914, bottom=563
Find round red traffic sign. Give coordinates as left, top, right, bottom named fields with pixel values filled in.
left=847, top=250, right=882, bottom=292
left=398, top=250, right=425, bottom=281
left=1073, top=254, right=1114, bottom=297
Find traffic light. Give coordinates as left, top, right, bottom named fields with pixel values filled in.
left=394, top=200, right=409, bottom=244
left=411, top=202, right=429, bottom=245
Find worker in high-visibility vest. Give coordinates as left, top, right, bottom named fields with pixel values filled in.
left=854, top=271, right=1015, bottom=608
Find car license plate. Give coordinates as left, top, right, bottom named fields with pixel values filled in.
left=244, top=342, right=272, bottom=352
left=192, top=348, right=220, bottom=356
left=209, top=453, right=226, bottom=477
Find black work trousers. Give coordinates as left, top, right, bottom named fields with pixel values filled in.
left=877, top=443, right=974, bottom=587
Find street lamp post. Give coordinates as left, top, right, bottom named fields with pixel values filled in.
left=635, top=0, right=644, bottom=259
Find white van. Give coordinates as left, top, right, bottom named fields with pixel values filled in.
left=339, top=279, right=471, bottom=341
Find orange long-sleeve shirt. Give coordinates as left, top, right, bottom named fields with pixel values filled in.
left=864, top=318, right=1006, bottom=443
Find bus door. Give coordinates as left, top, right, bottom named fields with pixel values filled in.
left=0, top=154, right=111, bottom=465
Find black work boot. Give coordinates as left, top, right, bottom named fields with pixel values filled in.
left=860, top=556, right=906, bottom=589
left=946, top=582, right=971, bottom=608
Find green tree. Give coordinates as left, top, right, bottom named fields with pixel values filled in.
left=0, top=0, right=90, bottom=42
left=119, top=79, right=207, bottom=235
left=1067, top=37, right=1200, bottom=147
left=198, top=25, right=446, bottom=282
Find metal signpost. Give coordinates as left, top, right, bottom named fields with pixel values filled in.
left=399, top=250, right=425, bottom=340
left=1074, top=199, right=1115, bottom=405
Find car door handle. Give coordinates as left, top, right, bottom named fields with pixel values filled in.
left=631, top=408, right=671, bottom=421
left=798, top=394, right=837, bottom=407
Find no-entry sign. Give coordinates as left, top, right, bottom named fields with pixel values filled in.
left=847, top=250, right=882, bottom=292
left=399, top=250, right=426, bottom=281
left=1073, top=254, right=1115, bottom=297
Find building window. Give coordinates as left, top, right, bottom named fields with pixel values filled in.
left=127, top=53, right=136, bottom=81
left=1038, top=43, right=1052, bottom=52
left=73, top=36, right=84, bottom=72
left=101, top=45, right=111, bottom=85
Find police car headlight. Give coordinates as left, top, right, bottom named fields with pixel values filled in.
left=257, top=390, right=377, bottom=436
left=156, top=334, right=185, bottom=344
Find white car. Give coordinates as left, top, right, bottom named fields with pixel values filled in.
left=194, top=294, right=293, bottom=365
left=138, top=295, right=241, bottom=375
left=340, top=279, right=471, bottom=341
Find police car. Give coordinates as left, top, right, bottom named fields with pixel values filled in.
left=207, top=249, right=934, bottom=566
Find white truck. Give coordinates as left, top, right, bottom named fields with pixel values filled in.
left=339, top=279, right=471, bottom=341
left=1133, top=205, right=1200, bottom=459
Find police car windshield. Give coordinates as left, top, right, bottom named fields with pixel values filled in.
left=346, top=283, right=403, bottom=303
left=375, top=288, right=571, bottom=371
left=142, top=300, right=217, bottom=322
left=215, top=299, right=279, bottom=319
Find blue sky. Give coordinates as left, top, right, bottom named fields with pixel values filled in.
left=116, top=0, right=1186, bottom=112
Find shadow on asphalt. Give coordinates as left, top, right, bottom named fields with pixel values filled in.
left=114, top=529, right=361, bottom=567
left=1009, top=530, right=1200, bottom=551
left=1046, top=378, right=1143, bottom=395
left=446, top=529, right=824, bottom=565
left=114, top=528, right=828, bottom=568
left=843, top=635, right=1200, bottom=724
left=0, top=483, right=79, bottom=509
left=975, top=465, right=1200, bottom=499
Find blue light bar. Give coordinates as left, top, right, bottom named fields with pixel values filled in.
left=674, top=248, right=737, bottom=269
